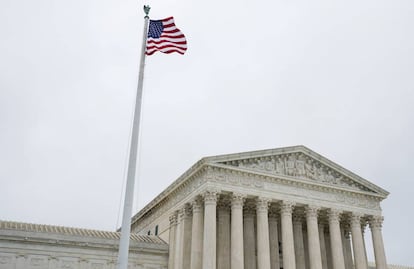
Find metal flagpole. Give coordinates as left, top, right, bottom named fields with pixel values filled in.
left=116, top=5, right=150, bottom=269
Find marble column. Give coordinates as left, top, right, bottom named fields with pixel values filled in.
left=341, top=222, right=354, bottom=269
left=182, top=204, right=193, bottom=269
left=257, top=198, right=271, bottom=269
left=293, top=215, right=306, bottom=269
left=343, top=229, right=353, bottom=269
left=191, top=197, right=204, bottom=269
left=361, top=222, right=369, bottom=266
left=303, top=228, right=310, bottom=269
left=281, top=201, right=296, bottom=269
left=269, top=209, right=280, bottom=269
left=328, top=209, right=345, bottom=269
left=318, top=224, right=328, bottom=269
left=340, top=227, right=350, bottom=269
left=169, top=212, right=178, bottom=269
left=217, top=199, right=231, bottom=269
left=306, top=206, right=322, bottom=269
left=324, top=229, right=333, bottom=269
left=175, top=208, right=185, bottom=269
left=244, top=202, right=256, bottom=269
left=351, top=213, right=368, bottom=269
left=202, top=190, right=219, bottom=269
left=231, top=193, right=245, bottom=269
left=369, top=216, right=387, bottom=269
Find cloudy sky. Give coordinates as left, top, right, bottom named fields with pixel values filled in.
left=1, top=0, right=413, bottom=266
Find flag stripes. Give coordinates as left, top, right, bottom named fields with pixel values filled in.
left=146, top=17, right=187, bottom=55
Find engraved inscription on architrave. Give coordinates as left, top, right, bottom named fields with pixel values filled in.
left=221, top=153, right=372, bottom=192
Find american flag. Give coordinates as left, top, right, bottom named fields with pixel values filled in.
left=146, top=17, right=187, bottom=56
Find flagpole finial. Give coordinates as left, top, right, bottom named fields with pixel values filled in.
left=143, top=5, right=150, bottom=18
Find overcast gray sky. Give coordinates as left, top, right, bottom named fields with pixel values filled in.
left=1, top=0, right=413, bottom=266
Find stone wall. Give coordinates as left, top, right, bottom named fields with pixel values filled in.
left=0, top=221, right=168, bottom=269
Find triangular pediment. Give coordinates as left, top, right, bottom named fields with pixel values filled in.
left=204, top=146, right=389, bottom=197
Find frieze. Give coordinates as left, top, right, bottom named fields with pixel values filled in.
left=208, top=168, right=381, bottom=211
left=133, top=161, right=381, bottom=232
left=221, top=153, right=372, bottom=192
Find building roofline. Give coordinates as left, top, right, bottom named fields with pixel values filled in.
left=131, top=146, right=389, bottom=227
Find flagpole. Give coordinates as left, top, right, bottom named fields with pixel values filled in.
left=116, top=5, right=150, bottom=269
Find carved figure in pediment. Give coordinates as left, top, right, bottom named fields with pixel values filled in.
left=275, top=157, right=285, bottom=174
left=264, top=160, right=275, bottom=171
left=313, top=165, right=321, bottom=181
left=305, top=160, right=315, bottom=179
left=295, top=157, right=306, bottom=177
left=286, top=155, right=295, bottom=176
left=324, top=171, right=336, bottom=184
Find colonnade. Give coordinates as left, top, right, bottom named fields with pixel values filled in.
left=168, top=191, right=387, bottom=269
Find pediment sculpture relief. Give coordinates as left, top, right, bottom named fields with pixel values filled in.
left=220, top=153, right=372, bottom=193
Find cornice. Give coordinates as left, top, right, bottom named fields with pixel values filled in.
left=0, top=221, right=167, bottom=246
left=130, top=146, right=389, bottom=229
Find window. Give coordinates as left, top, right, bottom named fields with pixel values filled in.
left=155, top=225, right=159, bottom=236
left=147, top=230, right=151, bottom=235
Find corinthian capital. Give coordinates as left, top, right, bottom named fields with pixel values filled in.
left=350, top=212, right=364, bottom=227
left=305, top=205, right=320, bottom=219
left=256, top=197, right=270, bottom=213
left=280, top=201, right=296, bottom=216
left=169, top=211, right=178, bottom=226
left=192, top=196, right=203, bottom=213
left=328, top=209, right=342, bottom=223
left=369, top=215, right=384, bottom=229
left=231, top=193, right=246, bottom=208
left=202, top=189, right=220, bottom=204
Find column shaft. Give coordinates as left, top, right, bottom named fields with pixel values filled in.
left=191, top=198, right=204, bottom=269
left=202, top=191, right=219, bottom=269
left=318, top=224, right=328, bottom=269
left=269, top=213, right=280, bottom=269
left=217, top=203, right=230, bottom=269
left=257, top=198, right=271, bottom=269
left=306, top=206, right=322, bottom=269
left=281, top=202, right=296, bottom=269
left=293, top=216, right=306, bottom=269
left=183, top=205, right=193, bottom=269
left=351, top=214, right=368, bottom=269
left=324, top=230, right=333, bottom=269
left=174, top=209, right=184, bottom=269
left=343, top=230, right=353, bottom=269
left=169, top=213, right=178, bottom=269
left=369, top=216, right=387, bottom=269
left=231, top=194, right=245, bottom=269
left=244, top=206, right=256, bottom=269
left=328, top=210, right=345, bottom=269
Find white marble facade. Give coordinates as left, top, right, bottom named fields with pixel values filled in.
left=1, top=146, right=404, bottom=269
left=0, top=221, right=168, bottom=269
left=131, top=146, right=390, bottom=269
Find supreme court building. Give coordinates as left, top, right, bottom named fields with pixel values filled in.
left=130, top=146, right=390, bottom=269
left=0, top=146, right=407, bottom=269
